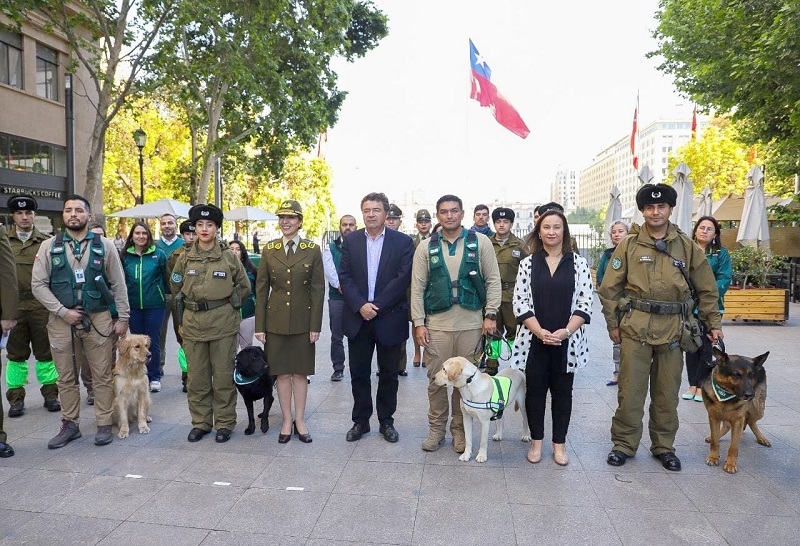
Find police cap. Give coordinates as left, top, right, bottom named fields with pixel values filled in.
left=636, top=183, right=677, bottom=210
left=538, top=202, right=564, bottom=215
left=387, top=204, right=403, bottom=218
left=188, top=204, right=223, bottom=227
left=179, top=220, right=195, bottom=234
left=8, top=194, right=38, bottom=212
left=415, top=208, right=431, bottom=221
left=491, top=207, right=515, bottom=223
left=276, top=199, right=303, bottom=218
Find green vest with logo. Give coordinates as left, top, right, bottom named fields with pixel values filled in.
left=424, top=229, right=484, bottom=314
left=49, top=232, right=109, bottom=312
left=328, top=239, right=344, bottom=301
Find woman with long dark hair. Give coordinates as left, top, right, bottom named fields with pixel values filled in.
left=682, top=215, right=732, bottom=401
left=228, top=240, right=258, bottom=348
left=121, top=221, right=169, bottom=392
left=511, top=209, right=593, bottom=466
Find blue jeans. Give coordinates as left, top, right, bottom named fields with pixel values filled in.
left=328, top=298, right=346, bottom=372
left=129, top=307, right=166, bottom=382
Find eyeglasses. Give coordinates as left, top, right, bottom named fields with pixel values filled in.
left=696, top=227, right=716, bottom=233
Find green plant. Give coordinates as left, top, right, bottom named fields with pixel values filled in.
left=729, top=245, right=787, bottom=288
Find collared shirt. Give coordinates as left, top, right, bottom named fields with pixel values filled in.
left=282, top=234, right=301, bottom=256
left=161, top=235, right=179, bottom=245
left=322, top=238, right=340, bottom=288
left=365, top=227, right=385, bottom=301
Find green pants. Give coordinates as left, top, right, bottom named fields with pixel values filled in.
left=183, top=335, right=238, bottom=431
left=6, top=307, right=52, bottom=362
left=0, top=360, right=6, bottom=443
left=610, top=337, right=683, bottom=456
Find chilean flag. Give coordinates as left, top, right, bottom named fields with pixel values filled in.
left=469, top=39, right=530, bottom=139
left=630, top=94, right=639, bottom=170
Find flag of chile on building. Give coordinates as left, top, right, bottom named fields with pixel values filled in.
left=469, top=39, right=530, bottom=139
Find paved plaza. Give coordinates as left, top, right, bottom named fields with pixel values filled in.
left=1, top=298, right=799, bottom=545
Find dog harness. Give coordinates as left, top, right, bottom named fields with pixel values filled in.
left=710, top=375, right=737, bottom=402
left=462, top=375, right=512, bottom=420
left=234, top=369, right=265, bottom=386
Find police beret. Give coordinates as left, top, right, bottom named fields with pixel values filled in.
left=491, top=207, right=515, bottom=223
left=636, top=183, right=677, bottom=210
left=276, top=199, right=303, bottom=217
left=188, top=204, right=223, bottom=227
left=415, top=208, right=431, bottom=221
left=8, top=194, right=38, bottom=212
left=179, top=220, right=195, bottom=234
left=387, top=204, right=403, bottom=218
left=538, top=202, right=564, bottom=214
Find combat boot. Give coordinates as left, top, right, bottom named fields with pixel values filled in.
left=6, top=387, right=25, bottom=417
left=452, top=431, right=466, bottom=454
left=485, top=359, right=499, bottom=376
left=95, top=425, right=113, bottom=446
left=421, top=430, right=445, bottom=451
left=7, top=403, right=25, bottom=417
left=86, top=390, right=94, bottom=406
left=41, top=384, right=60, bottom=412
left=181, top=372, right=188, bottom=393
left=48, top=419, right=81, bottom=449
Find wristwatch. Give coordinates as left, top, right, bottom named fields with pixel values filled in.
left=484, top=313, right=497, bottom=321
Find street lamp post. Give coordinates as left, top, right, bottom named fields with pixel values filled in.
left=133, top=128, right=147, bottom=204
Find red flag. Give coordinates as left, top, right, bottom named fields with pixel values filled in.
left=630, top=95, right=639, bottom=170
left=691, top=105, right=697, bottom=140
left=469, top=39, right=530, bottom=139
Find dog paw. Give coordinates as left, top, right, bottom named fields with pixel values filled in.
left=118, top=428, right=129, bottom=439
left=260, top=422, right=269, bottom=434
left=138, top=424, right=150, bottom=434
left=492, top=433, right=502, bottom=441
left=476, top=452, right=487, bottom=463
left=757, top=437, right=772, bottom=447
left=146, top=416, right=153, bottom=423
left=521, top=435, right=532, bottom=443
left=704, top=436, right=711, bottom=444
left=706, top=455, right=719, bottom=466
left=244, top=426, right=255, bottom=435
left=458, top=453, right=471, bottom=462
left=723, top=460, right=738, bottom=473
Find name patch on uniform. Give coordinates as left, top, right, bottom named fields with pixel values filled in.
left=638, top=256, right=654, bottom=263
left=430, top=247, right=440, bottom=255
left=212, top=270, right=227, bottom=278
left=672, top=258, right=686, bottom=268
left=92, top=258, right=102, bottom=267
left=186, top=269, right=199, bottom=276
left=611, top=257, right=622, bottom=270
left=466, top=242, right=477, bottom=250
left=512, top=250, right=521, bottom=258
left=171, top=272, right=183, bottom=283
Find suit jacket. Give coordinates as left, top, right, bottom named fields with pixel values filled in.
left=255, top=238, right=324, bottom=335
left=339, top=227, right=414, bottom=346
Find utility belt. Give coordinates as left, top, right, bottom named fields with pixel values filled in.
left=501, top=282, right=514, bottom=290
left=626, top=298, right=687, bottom=315
left=183, top=298, right=231, bottom=312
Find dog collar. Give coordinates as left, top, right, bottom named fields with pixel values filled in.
left=234, top=369, right=264, bottom=385
left=711, top=376, right=737, bottom=402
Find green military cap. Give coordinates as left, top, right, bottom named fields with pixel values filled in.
left=387, top=203, right=403, bottom=218
left=416, top=209, right=431, bottom=221
left=276, top=199, right=303, bottom=218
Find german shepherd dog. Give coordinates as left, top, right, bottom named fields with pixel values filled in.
left=701, top=347, right=770, bottom=473
left=234, top=346, right=275, bottom=435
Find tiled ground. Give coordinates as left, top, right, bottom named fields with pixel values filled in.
left=1, top=299, right=798, bottom=545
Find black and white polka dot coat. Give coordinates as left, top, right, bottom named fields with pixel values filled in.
left=510, top=253, right=593, bottom=372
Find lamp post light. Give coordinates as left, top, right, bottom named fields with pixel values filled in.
left=133, top=128, right=147, bottom=204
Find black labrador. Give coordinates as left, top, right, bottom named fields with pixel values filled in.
left=234, top=346, right=275, bottom=435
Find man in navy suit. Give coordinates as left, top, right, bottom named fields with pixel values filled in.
left=338, top=192, right=415, bottom=443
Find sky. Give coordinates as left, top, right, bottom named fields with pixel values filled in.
left=323, top=0, right=692, bottom=216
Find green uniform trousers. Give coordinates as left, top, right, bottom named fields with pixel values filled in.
left=425, top=328, right=482, bottom=438
left=610, top=337, right=683, bottom=456
left=485, top=300, right=516, bottom=372
left=5, top=307, right=58, bottom=403
left=183, top=335, right=238, bottom=431
left=47, top=311, right=115, bottom=426
left=0, top=360, right=6, bottom=443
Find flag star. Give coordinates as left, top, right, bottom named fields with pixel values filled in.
left=474, top=52, right=488, bottom=69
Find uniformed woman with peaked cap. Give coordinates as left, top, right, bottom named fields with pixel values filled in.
left=255, top=200, right=324, bottom=444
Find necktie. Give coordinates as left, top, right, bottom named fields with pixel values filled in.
left=287, top=240, right=295, bottom=255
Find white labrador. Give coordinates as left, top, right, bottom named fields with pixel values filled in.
left=434, top=356, right=531, bottom=462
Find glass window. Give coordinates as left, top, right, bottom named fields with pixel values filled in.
left=0, top=134, right=7, bottom=168
left=1, top=132, right=66, bottom=175
left=36, top=43, right=58, bottom=100
left=0, top=29, right=23, bottom=88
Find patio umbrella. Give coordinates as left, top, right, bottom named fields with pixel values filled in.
left=736, top=166, right=770, bottom=250
left=698, top=186, right=713, bottom=218
left=108, top=198, right=191, bottom=219
left=224, top=206, right=278, bottom=222
left=670, top=162, right=694, bottom=235
left=630, top=164, right=654, bottom=228
left=603, top=184, right=622, bottom=245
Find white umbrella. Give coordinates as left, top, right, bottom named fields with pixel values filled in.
left=224, top=206, right=278, bottom=222
left=671, top=162, right=694, bottom=235
left=698, top=186, right=713, bottom=218
left=736, top=166, right=770, bottom=250
left=630, top=164, right=654, bottom=228
left=108, top=198, right=191, bottom=219
left=604, top=184, right=622, bottom=245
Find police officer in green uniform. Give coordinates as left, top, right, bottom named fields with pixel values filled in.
left=485, top=206, right=527, bottom=376
left=170, top=204, right=250, bottom=443
left=31, top=194, right=130, bottom=449
left=168, top=220, right=196, bottom=392
left=5, top=195, right=60, bottom=416
left=0, top=225, right=19, bottom=457
left=599, top=183, right=723, bottom=471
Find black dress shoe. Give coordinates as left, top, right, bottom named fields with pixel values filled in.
left=379, top=424, right=399, bottom=443
left=187, top=428, right=209, bottom=442
left=293, top=421, right=312, bottom=443
left=0, top=442, right=14, bottom=458
left=654, top=451, right=682, bottom=471
left=607, top=450, right=630, bottom=466
left=331, top=371, right=343, bottom=382
left=7, top=403, right=24, bottom=418
left=398, top=370, right=408, bottom=377
left=215, top=428, right=232, bottom=443
left=278, top=431, right=292, bottom=444
left=346, top=422, right=370, bottom=442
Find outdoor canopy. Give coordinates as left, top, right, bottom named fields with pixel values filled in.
left=108, top=198, right=191, bottom=219
left=224, top=206, right=278, bottom=222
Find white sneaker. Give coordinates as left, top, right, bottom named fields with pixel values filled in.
left=149, top=381, right=161, bottom=393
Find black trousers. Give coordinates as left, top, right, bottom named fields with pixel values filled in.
left=348, top=320, right=402, bottom=427
left=525, top=342, right=574, bottom=443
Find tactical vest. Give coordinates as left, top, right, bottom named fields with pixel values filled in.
left=49, top=232, right=109, bottom=312
left=424, top=230, right=484, bottom=314
left=328, top=239, right=343, bottom=300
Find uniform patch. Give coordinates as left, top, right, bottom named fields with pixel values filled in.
left=430, top=247, right=440, bottom=254
left=299, top=242, right=307, bottom=249
left=466, top=242, right=477, bottom=250
left=52, top=256, right=62, bottom=266
left=672, top=258, right=686, bottom=268
left=431, top=256, right=440, bottom=265
left=186, top=269, right=198, bottom=276
left=467, top=252, right=476, bottom=259
left=171, top=272, right=183, bottom=283
left=212, top=270, right=227, bottom=278
left=611, top=257, right=622, bottom=270
left=638, top=256, right=654, bottom=263
left=512, top=250, right=521, bottom=258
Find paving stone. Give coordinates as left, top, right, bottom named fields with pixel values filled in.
left=671, top=473, right=795, bottom=516
left=605, top=507, right=726, bottom=545
left=310, top=493, right=417, bottom=543
left=128, top=481, right=245, bottom=529
left=333, top=460, right=423, bottom=498
left=0, top=469, right=93, bottom=512
left=0, top=512, right=119, bottom=545
left=413, top=496, right=515, bottom=545
left=97, top=521, right=210, bottom=545
left=707, top=512, right=800, bottom=545
left=52, top=474, right=168, bottom=520
left=216, top=488, right=328, bottom=538
left=585, top=470, right=694, bottom=511
left=251, top=455, right=346, bottom=492
left=511, top=503, right=620, bottom=545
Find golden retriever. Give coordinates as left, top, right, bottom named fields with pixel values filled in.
left=434, top=357, right=531, bottom=463
left=113, top=334, right=152, bottom=439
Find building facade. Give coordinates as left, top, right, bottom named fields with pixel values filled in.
left=550, top=168, right=578, bottom=213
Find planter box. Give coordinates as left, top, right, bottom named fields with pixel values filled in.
left=723, top=288, right=789, bottom=322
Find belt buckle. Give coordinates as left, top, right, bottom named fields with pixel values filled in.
left=197, top=301, right=209, bottom=311
left=651, top=303, right=661, bottom=314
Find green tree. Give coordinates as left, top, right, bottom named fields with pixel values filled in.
left=146, top=0, right=388, bottom=205
left=651, top=0, right=800, bottom=181
left=567, top=207, right=604, bottom=233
